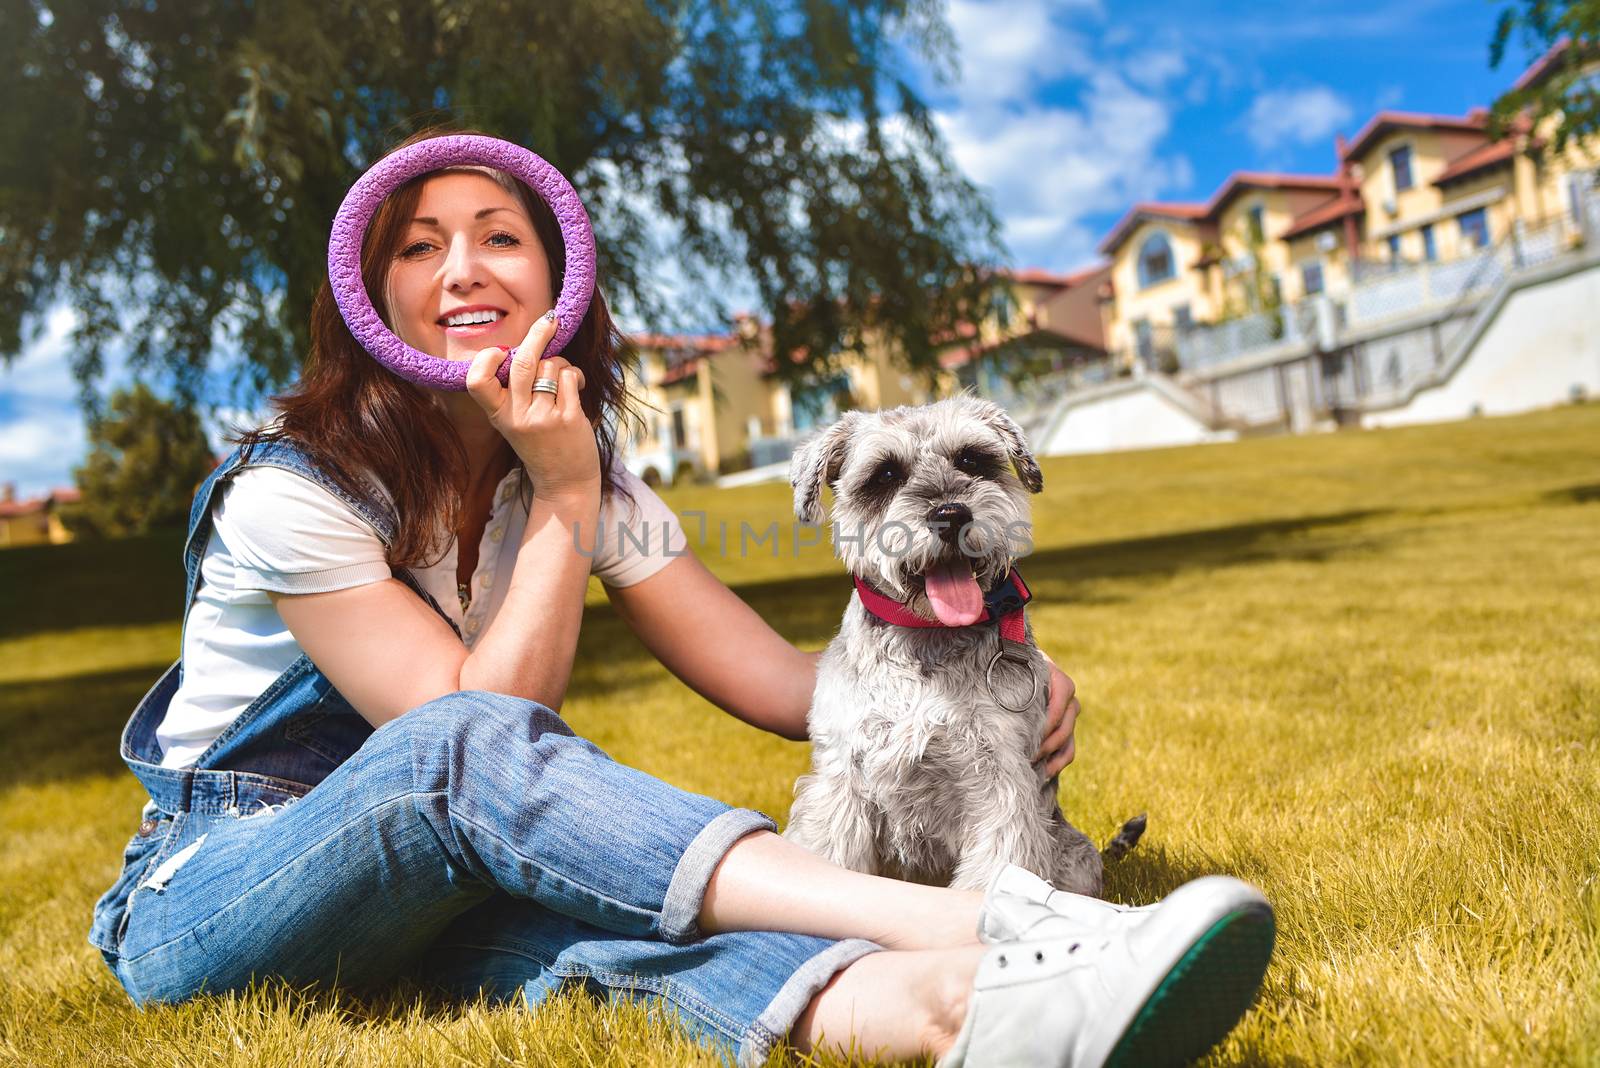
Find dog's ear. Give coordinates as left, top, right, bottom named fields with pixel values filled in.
left=790, top=412, right=860, bottom=524
left=971, top=398, right=1043, bottom=493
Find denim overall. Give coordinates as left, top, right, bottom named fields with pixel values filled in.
left=86, top=439, right=878, bottom=1066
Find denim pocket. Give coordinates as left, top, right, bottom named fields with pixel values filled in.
left=283, top=699, right=373, bottom=767
left=115, top=811, right=188, bottom=950
left=89, top=809, right=184, bottom=957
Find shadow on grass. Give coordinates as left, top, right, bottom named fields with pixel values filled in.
left=1100, top=839, right=1275, bottom=902
left=573, top=508, right=1394, bottom=698
left=8, top=510, right=1388, bottom=789
left=0, top=664, right=159, bottom=789
left=1017, top=508, right=1390, bottom=590
left=1545, top=481, right=1600, bottom=505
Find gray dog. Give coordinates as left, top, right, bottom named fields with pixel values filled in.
left=782, top=394, right=1141, bottom=894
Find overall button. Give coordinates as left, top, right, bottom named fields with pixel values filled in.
left=137, top=819, right=157, bottom=837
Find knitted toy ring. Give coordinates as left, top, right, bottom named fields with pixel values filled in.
left=326, top=133, right=596, bottom=390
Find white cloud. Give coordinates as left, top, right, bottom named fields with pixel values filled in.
left=1124, top=48, right=1188, bottom=92
left=0, top=408, right=86, bottom=494
left=936, top=69, right=1192, bottom=269
left=945, top=0, right=1100, bottom=104
left=922, top=0, right=1195, bottom=270
left=1245, top=85, right=1353, bottom=153
left=0, top=301, right=132, bottom=497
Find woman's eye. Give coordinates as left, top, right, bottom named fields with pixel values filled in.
left=487, top=231, right=520, bottom=247
left=399, top=241, right=432, bottom=258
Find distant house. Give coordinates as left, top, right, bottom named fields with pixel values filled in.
left=1093, top=42, right=1600, bottom=374
left=0, top=484, right=80, bottom=548
left=938, top=265, right=1114, bottom=397
left=623, top=318, right=944, bottom=485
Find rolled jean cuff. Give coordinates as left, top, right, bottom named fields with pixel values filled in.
left=740, top=937, right=885, bottom=1067
left=659, top=807, right=778, bottom=943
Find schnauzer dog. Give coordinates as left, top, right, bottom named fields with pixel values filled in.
left=782, top=394, right=1141, bottom=894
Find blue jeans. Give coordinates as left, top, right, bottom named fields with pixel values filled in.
left=108, top=690, right=881, bottom=1065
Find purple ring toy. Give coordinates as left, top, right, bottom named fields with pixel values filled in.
left=326, top=133, right=597, bottom=390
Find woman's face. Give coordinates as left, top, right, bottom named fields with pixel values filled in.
left=384, top=170, right=554, bottom=362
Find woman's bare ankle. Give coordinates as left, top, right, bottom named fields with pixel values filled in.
left=920, top=949, right=981, bottom=1058
left=790, top=948, right=983, bottom=1062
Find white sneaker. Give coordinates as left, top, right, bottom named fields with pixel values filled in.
left=978, top=863, right=1158, bottom=943
left=941, top=875, right=1275, bottom=1068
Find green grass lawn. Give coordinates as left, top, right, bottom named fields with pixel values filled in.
left=2, top=405, right=1598, bottom=1066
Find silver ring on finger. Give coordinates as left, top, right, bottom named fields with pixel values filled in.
left=532, top=377, right=560, bottom=396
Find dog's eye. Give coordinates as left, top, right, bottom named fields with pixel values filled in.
left=954, top=448, right=999, bottom=478
left=871, top=461, right=904, bottom=487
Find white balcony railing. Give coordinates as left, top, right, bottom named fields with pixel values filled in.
left=1173, top=196, right=1595, bottom=373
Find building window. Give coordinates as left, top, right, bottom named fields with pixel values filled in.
left=1421, top=223, right=1438, bottom=262
left=1133, top=318, right=1153, bottom=361
left=1172, top=304, right=1194, bottom=333
left=1387, top=233, right=1402, bottom=264
left=1247, top=204, right=1265, bottom=243
left=1389, top=145, right=1414, bottom=192
left=671, top=407, right=687, bottom=449
left=1301, top=261, right=1325, bottom=296
left=1458, top=207, right=1490, bottom=249
left=1137, top=232, right=1176, bottom=288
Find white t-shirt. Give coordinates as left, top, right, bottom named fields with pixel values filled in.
left=155, top=461, right=687, bottom=768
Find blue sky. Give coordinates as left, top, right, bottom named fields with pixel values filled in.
left=0, top=0, right=1544, bottom=496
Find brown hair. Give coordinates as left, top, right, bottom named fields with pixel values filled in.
left=235, top=124, right=641, bottom=569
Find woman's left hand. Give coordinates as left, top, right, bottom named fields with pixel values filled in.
left=1033, top=650, right=1079, bottom=779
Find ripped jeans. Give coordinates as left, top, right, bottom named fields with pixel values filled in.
left=95, top=690, right=880, bottom=1065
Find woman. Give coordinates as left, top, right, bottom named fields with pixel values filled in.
left=89, top=125, right=1273, bottom=1067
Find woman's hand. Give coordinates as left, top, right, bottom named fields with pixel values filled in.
left=466, top=311, right=599, bottom=501
left=1033, top=650, right=1079, bottom=779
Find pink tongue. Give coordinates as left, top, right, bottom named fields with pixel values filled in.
left=924, top=559, right=984, bottom=626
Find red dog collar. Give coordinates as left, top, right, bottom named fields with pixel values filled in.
left=853, top=568, right=1032, bottom=644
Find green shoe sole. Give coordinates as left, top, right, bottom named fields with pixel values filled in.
left=1104, top=903, right=1276, bottom=1068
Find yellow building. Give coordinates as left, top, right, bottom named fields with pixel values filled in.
left=1095, top=203, right=1212, bottom=370
left=618, top=263, right=1118, bottom=481
left=0, top=486, right=78, bottom=548
left=1198, top=174, right=1349, bottom=308
left=936, top=266, right=1112, bottom=393
left=624, top=332, right=750, bottom=485
left=622, top=320, right=946, bottom=483
left=1096, top=176, right=1344, bottom=370
left=1339, top=109, right=1522, bottom=269
left=1094, top=43, right=1600, bottom=369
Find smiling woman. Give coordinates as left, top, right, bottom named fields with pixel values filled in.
left=86, top=122, right=1269, bottom=1068
left=387, top=184, right=553, bottom=352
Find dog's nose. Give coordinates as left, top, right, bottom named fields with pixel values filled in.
left=927, top=502, right=973, bottom=546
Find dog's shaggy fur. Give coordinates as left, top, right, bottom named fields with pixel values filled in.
left=782, top=394, right=1116, bottom=894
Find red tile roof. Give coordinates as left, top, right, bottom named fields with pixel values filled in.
left=1341, top=109, right=1488, bottom=162
left=1512, top=39, right=1574, bottom=93
left=657, top=359, right=701, bottom=386
left=1280, top=194, right=1365, bottom=241
left=1097, top=173, right=1345, bottom=254
left=1097, top=202, right=1210, bottom=255
left=631, top=332, right=738, bottom=352
left=1001, top=265, right=1106, bottom=288
left=1205, top=172, right=1345, bottom=215
left=1433, top=140, right=1518, bottom=185
left=0, top=488, right=78, bottom=519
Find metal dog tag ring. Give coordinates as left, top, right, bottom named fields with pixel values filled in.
left=327, top=133, right=597, bottom=390
left=986, top=642, right=1041, bottom=714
